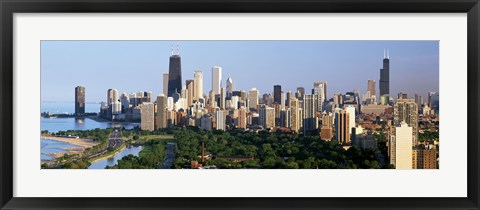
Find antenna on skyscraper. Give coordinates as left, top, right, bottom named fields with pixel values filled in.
left=176, top=41, right=179, bottom=55
left=384, top=49, right=386, bottom=59
left=387, top=49, right=390, bottom=59
left=171, top=44, right=174, bottom=56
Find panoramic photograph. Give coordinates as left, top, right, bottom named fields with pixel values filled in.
left=40, top=41, right=439, bottom=169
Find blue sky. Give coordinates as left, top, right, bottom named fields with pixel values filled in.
left=41, top=41, right=439, bottom=103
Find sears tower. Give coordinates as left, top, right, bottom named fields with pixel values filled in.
left=379, top=50, right=390, bottom=97
left=167, top=44, right=182, bottom=97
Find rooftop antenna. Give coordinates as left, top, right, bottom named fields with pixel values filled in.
left=176, top=41, right=179, bottom=55
left=171, top=44, right=174, bottom=56
left=387, top=49, right=390, bottom=59
left=383, top=49, right=386, bottom=59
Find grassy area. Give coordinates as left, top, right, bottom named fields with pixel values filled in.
left=138, top=135, right=175, bottom=143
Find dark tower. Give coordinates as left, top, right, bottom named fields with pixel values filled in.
left=379, top=50, right=390, bottom=97
left=167, top=44, right=182, bottom=97
left=273, top=85, right=282, bottom=104
left=75, top=86, right=85, bottom=115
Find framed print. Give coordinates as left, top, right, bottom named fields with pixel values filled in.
left=1, top=0, right=479, bottom=209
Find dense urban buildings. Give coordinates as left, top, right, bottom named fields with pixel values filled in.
left=81, top=46, right=438, bottom=170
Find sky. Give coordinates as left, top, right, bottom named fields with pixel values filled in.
left=41, top=41, right=439, bottom=103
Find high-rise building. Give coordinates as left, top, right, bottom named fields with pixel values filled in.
left=212, top=66, right=222, bottom=95
left=397, top=92, right=407, bottom=99
left=141, top=102, right=155, bottom=131
left=186, top=80, right=194, bottom=107
left=290, top=97, right=300, bottom=133
left=345, top=105, right=356, bottom=133
left=237, top=107, right=247, bottom=129
left=273, top=85, right=282, bottom=104
left=280, top=91, right=285, bottom=110
left=248, top=88, right=259, bottom=111
left=303, top=94, right=318, bottom=133
left=368, top=79, right=376, bottom=99
left=120, top=92, right=130, bottom=113
left=215, top=109, right=226, bottom=131
left=413, top=145, right=437, bottom=169
left=75, top=86, right=85, bottom=115
left=163, top=73, right=169, bottom=96
left=280, top=109, right=291, bottom=128
left=193, top=71, right=203, bottom=101
left=296, top=87, right=305, bottom=100
left=220, top=87, right=226, bottom=110
left=390, top=122, right=413, bottom=169
left=201, top=115, right=213, bottom=131
left=156, top=95, right=167, bottom=129
left=259, top=106, right=275, bottom=129
left=167, top=46, right=182, bottom=97
left=320, top=112, right=333, bottom=141
left=379, top=50, right=390, bottom=97
left=428, top=91, right=439, bottom=113
left=226, top=77, right=233, bottom=98
left=313, top=81, right=327, bottom=112
left=107, top=89, right=118, bottom=105
left=333, top=93, right=343, bottom=109
left=335, top=109, right=350, bottom=144
left=394, top=98, right=418, bottom=145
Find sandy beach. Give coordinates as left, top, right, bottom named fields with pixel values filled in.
left=41, top=135, right=98, bottom=148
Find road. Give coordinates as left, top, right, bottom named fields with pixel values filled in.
left=159, top=143, right=176, bottom=169
left=86, top=129, right=123, bottom=159
left=108, top=129, right=123, bottom=149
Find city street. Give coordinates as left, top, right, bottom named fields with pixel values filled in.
left=159, top=143, right=176, bottom=169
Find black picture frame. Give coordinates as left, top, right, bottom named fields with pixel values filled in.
left=1, top=0, right=479, bottom=209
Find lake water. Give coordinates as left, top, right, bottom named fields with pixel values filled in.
left=88, top=146, right=144, bottom=169
left=41, top=117, right=139, bottom=133
left=41, top=138, right=81, bottom=160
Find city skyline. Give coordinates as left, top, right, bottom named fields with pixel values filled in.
left=41, top=41, right=439, bottom=103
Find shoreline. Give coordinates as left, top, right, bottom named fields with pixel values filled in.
left=41, top=135, right=98, bottom=148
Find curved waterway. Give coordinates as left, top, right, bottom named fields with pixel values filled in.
left=88, top=145, right=143, bottom=169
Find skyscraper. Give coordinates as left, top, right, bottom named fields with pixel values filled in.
left=220, top=87, right=226, bottom=109
left=107, top=89, right=118, bottom=105
left=394, top=98, right=418, bottom=145
left=367, top=80, right=376, bottom=101
left=156, top=95, right=167, bottom=129
left=120, top=92, right=129, bottom=113
left=226, top=77, right=233, bottom=98
left=141, top=102, right=155, bottom=131
left=212, top=66, right=222, bottom=95
left=163, top=73, right=169, bottom=96
left=259, top=106, right=275, bottom=129
left=193, top=71, right=203, bottom=101
left=273, top=85, right=282, bottom=104
left=296, top=87, right=305, bottom=100
left=186, top=80, right=194, bottom=107
left=345, top=105, right=356, bottom=133
left=237, top=107, right=247, bottom=129
left=215, top=109, right=226, bottom=131
left=290, top=97, right=300, bottom=133
left=167, top=46, right=182, bottom=97
left=390, top=122, right=413, bottom=169
left=303, top=94, right=318, bottom=133
left=379, top=50, right=390, bottom=97
left=313, top=81, right=327, bottom=112
left=75, top=86, right=85, bottom=115
left=249, top=88, right=259, bottom=111
left=335, top=109, right=350, bottom=144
